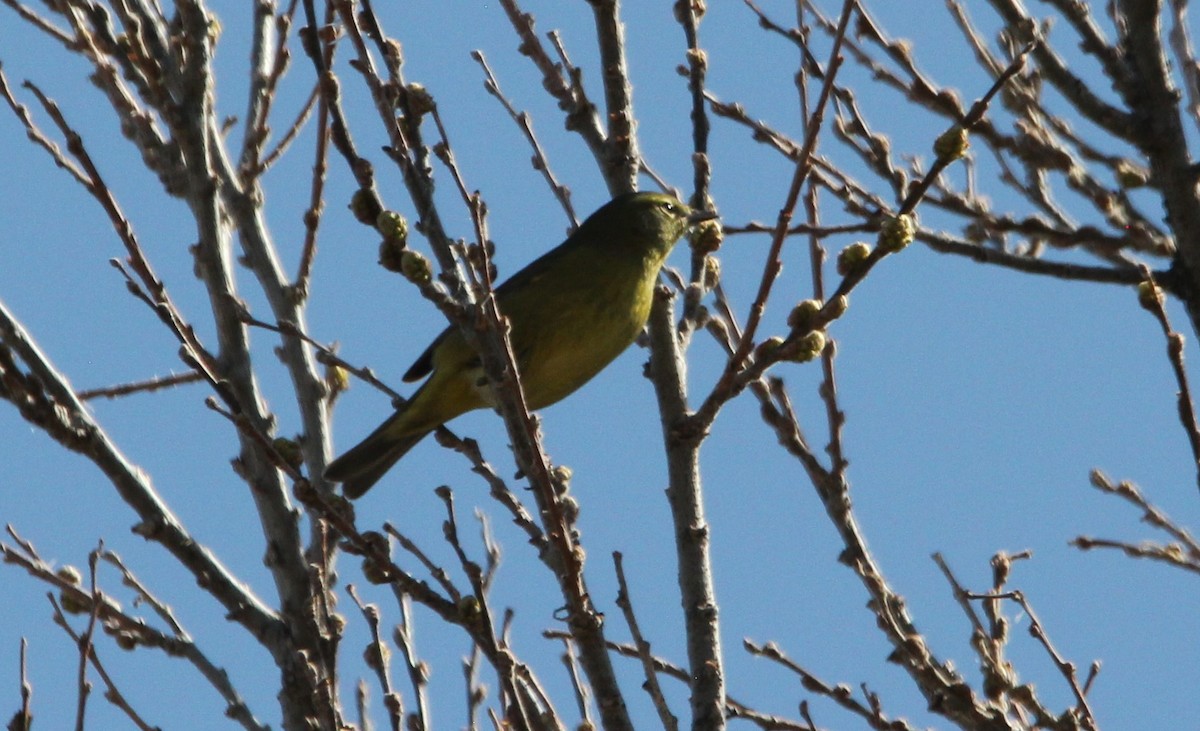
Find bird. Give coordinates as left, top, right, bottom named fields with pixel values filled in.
left=325, top=191, right=707, bottom=498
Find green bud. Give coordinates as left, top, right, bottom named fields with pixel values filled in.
left=399, top=249, right=432, bottom=284
left=551, top=464, right=573, bottom=488
left=837, top=242, right=872, bottom=275
left=431, top=141, right=451, bottom=166
left=560, top=494, right=581, bottom=523
left=787, top=299, right=823, bottom=331
left=458, top=595, right=482, bottom=622
left=405, top=83, right=435, bottom=116
left=56, top=565, right=82, bottom=587
left=1009, top=17, right=1039, bottom=45
left=934, top=125, right=969, bottom=161
left=1137, top=280, right=1163, bottom=312
left=826, top=294, right=849, bottom=320
left=272, top=437, right=304, bottom=468
left=1116, top=160, right=1150, bottom=189
left=754, top=336, right=785, bottom=362
left=789, top=331, right=827, bottom=363
left=363, top=641, right=389, bottom=670
left=292, top=478, right=318, bottom=505
left=349, top=188, right=383, bottom=226
left=688, top=218, right=723, bottom=254
left=878, top=214, right=915, bottom=253
left=982, top=668, right=1006, bottom=701
left=375, top=210, right=408, bottom=243
left=361, top=530, right=388, bottom=555
left=963, top=221, right=988, bottom=244
left=362, top=557, right=391, bottom=585
left=60, top=591, right=90, bottom=616
left=1010, top=684, right=1038, bottom=708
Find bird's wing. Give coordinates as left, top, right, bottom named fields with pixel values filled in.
left=403, top=331, right=443, bottom=382
left=403, top=240, right=573, bottom=383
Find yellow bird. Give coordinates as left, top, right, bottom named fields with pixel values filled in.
left=326, top=192, right=705, bottom=497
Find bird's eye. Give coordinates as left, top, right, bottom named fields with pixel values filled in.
left=659, top=200, right=677, bottom=214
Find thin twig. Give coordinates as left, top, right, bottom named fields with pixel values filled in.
left=694, top=0, right=854, bottom=430
left=964, top=591, right=1099, bottom=729
left=1136, top=271, right=1200, bottom=493
left=1074, top=470, right=1200, bottom=574
left=557, top=636, right=593, bottom=727
left=347, top=585, right=404, bottom=731
left=295, top=90, right=330, bottom=302
left=472, top=50, right=578, bottom=229
left=76, top=372, right=204, bottom=401
left=745, top=639, right=917, bottom=731
left=0, top=68, right=91, bottom=187
left=11, top=637, right=33, bottom=731
left=394, top=592, right=431, bottom=731
left=613, top=552, right=678, bottom=731
left=542, top=630, right=813, bottom=730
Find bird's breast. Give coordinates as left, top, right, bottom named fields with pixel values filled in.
left=511, top=254, right=659, bottom=409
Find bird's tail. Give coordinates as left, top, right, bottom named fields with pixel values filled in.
left=325, top=410, right=432, bottom=498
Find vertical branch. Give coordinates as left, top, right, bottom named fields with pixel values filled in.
left=647, top=287, right=725, bottom=731
left=1115, top=0, right=1200, bottom=333
left=239, top=0, right=284, bottom=172
left=588, top=0, right=641, bottom=194
left=558, top=636, right=595, bottom=726
left=185, top=6, right=339, bottom=722
left=676, top=0, right=712, bottom=208
left=1138, top=275, right=1200, bottom=494
left=180, top=2, right=320, bottom=640
left=394, top=593, right=432, bottom=731
left=652, top=5, right=731, bottom=729
left=675, top=0, right=717, bottom=333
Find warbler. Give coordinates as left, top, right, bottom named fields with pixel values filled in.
left=326, top=192, right=708, bottom=498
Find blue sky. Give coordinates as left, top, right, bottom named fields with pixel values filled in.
left=2, top=1, right=1197, bottom=728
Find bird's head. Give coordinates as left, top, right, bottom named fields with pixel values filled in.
left=592, top=191, right=716, bottom=258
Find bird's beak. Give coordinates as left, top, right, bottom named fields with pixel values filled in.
left=688, top=208, right=719, bottom=225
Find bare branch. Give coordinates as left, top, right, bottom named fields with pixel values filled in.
left=1075, top=470, right=1200, bottom=574
left=75, top=372, right=204, bottom=401
left=613, top=552, right=678, bottom=731
left=472, top=50, right=579, bottom=230
left=1135, top=273, right=1200, bottom=492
